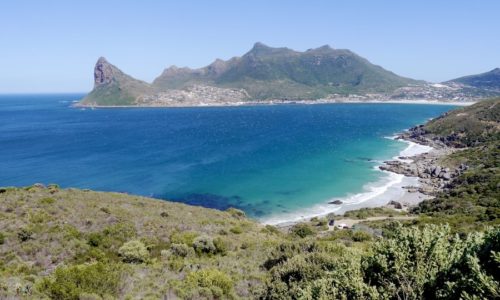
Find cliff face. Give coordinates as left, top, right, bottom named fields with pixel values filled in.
left=94, top=57, right=114, bottom=86
left=80, top=57, right=153, bottom=106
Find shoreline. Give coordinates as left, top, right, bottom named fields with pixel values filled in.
left=269, top=129, right=451, bottom=228
left=73, top=99, right=474, bottom=109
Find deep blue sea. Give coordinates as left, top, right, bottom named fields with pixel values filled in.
left=0, top=94, right=455, bottom=222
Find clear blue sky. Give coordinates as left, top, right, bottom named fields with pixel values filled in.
left=1, top=0, right=499, bottom=93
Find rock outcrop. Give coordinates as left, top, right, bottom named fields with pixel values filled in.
left=94, top=57, right=114, bottom=86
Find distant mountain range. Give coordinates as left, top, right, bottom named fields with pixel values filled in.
left=446, top=68, right=500, bottom=91
left=80, top=43, right=500, bottom=106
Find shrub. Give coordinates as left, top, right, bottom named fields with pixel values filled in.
left=99, top=207, right=110, bottom=214
left=39, top=197, right=55, bottom=205
left=18, top=228, right=33, bottom=242
left=87, top=233, right=103, bottom=247
left=229, top=226, right=243, bottom=234
left=160, top=211, right=169, bottom=218
left=0, top=232, right=4, bottom=245
left=262, top=225, right=280, bottom=235
left=170, top=243, right=192, bottom=257
left=192, top=235, right=216, bottom=255
left=36, top=262, right=121, bottom=300
left=170, top=231, right=199, bottom=245
left=118, top=240, right=149, bottom=263
left=183, top=269, right=234, bottom=298
left=351, top=230, right=372, bottom=242
left=364, top=224, right=500, bottom=300
left=213, top=237, right=228, bottom=255
left=290, top=223, right=315, bottom=238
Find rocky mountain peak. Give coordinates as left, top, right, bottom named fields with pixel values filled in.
left=94, top=57, right=114, bottom=86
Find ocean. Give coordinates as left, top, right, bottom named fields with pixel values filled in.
left=0, top=94, right=455, bottom=223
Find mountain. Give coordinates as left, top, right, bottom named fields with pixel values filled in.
left=152, top=42, right=418, bottom=100
left=446, top=68, right=500, bottom=91
left=80, top=43, right=421, bottom=106
left=80, top=57, right=153, bottom=106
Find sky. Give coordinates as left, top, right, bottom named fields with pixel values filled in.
left=1, top=0, right=499, bottom=93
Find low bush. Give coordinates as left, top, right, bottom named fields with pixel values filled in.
left=180, top=269, right=234, bottom=299
left=229, top=226, right=243, bottom=234
left=118, top=240, right=149, bottom=263
left=290, top=223, right=315, bottom=238
left=170, top=243, right=193, bottom=257
left=36, top=262, right=121, bottom=300
left=170, top=231, right=199, bottom=245
left=192, top=235, right=217, bottom=255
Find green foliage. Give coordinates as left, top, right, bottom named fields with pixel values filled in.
left=352, top=230, right=372, bottom=242
left=118, top=240, right=149, bottom=263
left=177, top=269, right=234, bottom=299
left=213, top=237, right=228, bottom=255
left=0, top=232, right=4, bottom=245
left=170, top=231, right=199, bottom=245
left=38, top=197, right=55, bottom=205
left=290, top=223, right=315, bottom=238
left=414, top=141, right=500, bottom=232
left=36, top=262, right=121, bottom=300
left=343, top=207, right=405, bottom=219
left=263, top=242, right=378, bottom=299
left=424, top=98, right=500, bottom=147
left=170, top=243, right=193, bottom=257
left=264, top=224, right=500, bottom=299
left=262, top=224, right=280, bottom=235
left=192, top=235, right=217, bottom=255
left=229, top=226, right=243, bottom=234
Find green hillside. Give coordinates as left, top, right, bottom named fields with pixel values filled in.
left=153, top=43, right=419, bottom=99
left=447, top=68, right=500, bottom=91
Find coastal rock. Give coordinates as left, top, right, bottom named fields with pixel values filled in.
left=328, top=200, right=343, bottom=205
left=441, top=172, right=451, bottom=180
left=431, top=166, right=442, bottom=177
left=94, top=57, right=114, bottom=87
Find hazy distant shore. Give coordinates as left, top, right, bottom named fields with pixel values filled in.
left=74, top=98, right=474, bottom=108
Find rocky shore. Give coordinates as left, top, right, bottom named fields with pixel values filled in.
left=379, top=125, right=468, bottom=201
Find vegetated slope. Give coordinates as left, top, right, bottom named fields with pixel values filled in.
left=0, top=186, right=284, bottom=299
left=153, top=43, right=418, bottom=99
left=1, top=185, right=498, bottom=299
left=411, top=98, right=500, bottom=230
left=447, top=68, right=500, bottom=91
left=424, top=97, right=500, bottom=147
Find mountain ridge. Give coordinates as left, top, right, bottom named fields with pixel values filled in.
left=80, top=43, right=422, bottom=106
left=80, top=43, right=500, bottom=106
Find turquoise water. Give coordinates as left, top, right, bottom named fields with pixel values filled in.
left=0, top=94, right=455, bottom=221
